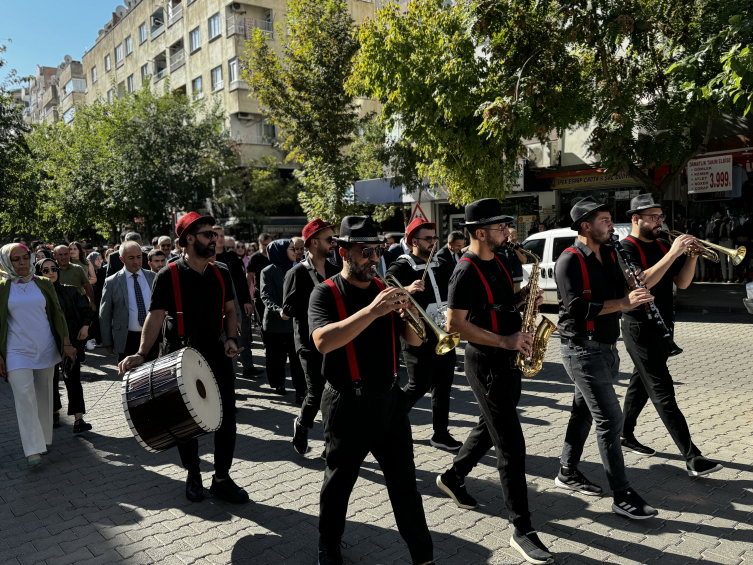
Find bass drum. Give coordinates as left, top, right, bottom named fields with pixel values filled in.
left=121, top=347, right=222, bottom=453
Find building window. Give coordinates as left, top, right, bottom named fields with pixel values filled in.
left=115, top=44, right=124, bottom=63
left=192, top=76, right=203, bottom=99
left=141, top=63, right=149, bottom=82
left=211, top=66, right=223, bottom=91
left=91, top=66, right=98, bottom=83
left=228, top=58, right=239, bottom=83
left=64, top=107, right=76, bottom=123
left=139, top=23, right=147, bottom=43
left=127, top=75, right=135, bottom=93
left=105, top=54, right=111, bottom=72
left=125, top=36, right=133, bottom=55
left=63, top=78, right=86, bottom=97
left=262, top=119, right=275, bottom=139
left=208, top=13, right=221, bottom=39
left=107, top=89, right=113, bottom=103
left=189, top=27, right=201, bottom=52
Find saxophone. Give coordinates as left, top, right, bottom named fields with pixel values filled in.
left=510, top=244, right=556, bottom=378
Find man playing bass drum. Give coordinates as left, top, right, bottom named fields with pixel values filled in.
left=386, top=217, right=462, bottom=451
left=434, top=198, right=554, bottom=565
left=619, top=194, right=723, bottom=476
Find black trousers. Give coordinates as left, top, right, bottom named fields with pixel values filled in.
left=621, top=320, right=702, bottom=461
left=117, top=330, right=160, bottom=363
left=402, top=341, right=456, bottom=434
left=177, top=341, right=237, bottom=479
left=451, top=344, right=531, bottom=532
left=320, top=384, right=433, bottom=564
left=53, top=359, right=85, bottom=415
left=298, top=348, right=326, bottom=429
left=264, top=331, right=305, bottom=393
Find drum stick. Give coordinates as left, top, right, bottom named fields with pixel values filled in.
left=421, top=242, right=437, bottom=283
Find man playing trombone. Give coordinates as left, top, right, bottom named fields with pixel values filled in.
left=620, top=194, right=723, bottom=477
left=308, top=216, right=434, bottom=565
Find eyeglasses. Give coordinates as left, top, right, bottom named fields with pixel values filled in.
left=41, top=267, right=59, bottom=274
left=194, top=230, right=218, bottom=240
left=639, top=213, right=666, bottom=222
left=312, top=236, right=337, bottom=244
left=160, top=243, right=172, bottom=248
left=353, top=246, right=384, bottom=260
left=415, top=236, right=439, bottom=244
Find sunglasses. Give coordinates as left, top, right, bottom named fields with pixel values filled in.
left=353, top=246, right=384, bottom=259
left=312, top=236, right=337, bottom=244
left=42, top=267, right=59, bottom=274
left=194, top=230, right=218, bottom=240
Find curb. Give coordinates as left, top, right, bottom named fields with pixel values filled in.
left=676, top=304, right=749, bottom=314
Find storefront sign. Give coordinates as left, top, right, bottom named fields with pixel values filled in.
left=687, top=155, right=733, bottom=194
left=551, top=172, right=638, bottom=190
left=614, top=189, right=642, bottom=200
left=518, top=215, right=537, bottom=237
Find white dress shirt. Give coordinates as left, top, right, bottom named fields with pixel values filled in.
left=126, top=269, right=152, bottom=332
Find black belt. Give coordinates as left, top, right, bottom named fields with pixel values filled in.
left=561, top=337, right=616, bottom=351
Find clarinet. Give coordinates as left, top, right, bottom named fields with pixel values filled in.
left=610, top=235, right=683, bottom=357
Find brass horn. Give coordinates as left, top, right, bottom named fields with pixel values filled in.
left=667, top=230, right=747, bottom=266
left=372, top=266, right=460, bottom=355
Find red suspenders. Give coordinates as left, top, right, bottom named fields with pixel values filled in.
left=624, top=236, right=668, bottom=270
left=563, top=248, right=595, bottom=336
left=458, top=255, right=513, bottom=334
left=168, top=262, right=226, bottom=344
left=323, top=278, right=398, bottom=395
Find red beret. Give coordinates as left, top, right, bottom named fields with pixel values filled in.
left=303, top=218, right=336, bottom=247
left=176, top=212, right=216, bottom=247
left=405, top=218, right=436, bottom=246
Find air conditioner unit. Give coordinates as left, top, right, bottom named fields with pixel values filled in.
left=232, top=2, right=241, bottom=9
left=527, top=145, right=545, bottom=169
left=237, top=112, right=254, bottom=120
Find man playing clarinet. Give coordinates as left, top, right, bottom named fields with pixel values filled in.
left=308, top=216, right=434, bottom=565
left=619, top=194, right=722, bottom=476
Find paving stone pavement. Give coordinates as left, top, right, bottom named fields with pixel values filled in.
left=0, top=311, right=751, bottom=565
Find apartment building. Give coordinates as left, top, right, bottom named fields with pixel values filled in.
left=19, top=62, right=68, bottom=125
left=82, top=0, right=379, bottom=165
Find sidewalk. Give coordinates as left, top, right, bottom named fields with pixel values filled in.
left=675, top=282, right=750, bottom=314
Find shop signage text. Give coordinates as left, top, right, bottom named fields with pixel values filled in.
left=551, top=172, right=638, bottom=190
left=687, top=155, right=733, bottom=194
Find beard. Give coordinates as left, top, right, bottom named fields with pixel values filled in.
left=194, top=238, right=216, bottom=258
left=415, top=244, right=432, bottom=260
left=639, top=222, right=659, bottom=241
left=346, top=257, right=376, bottom=283
left=486, top=238, right=504, bottom=254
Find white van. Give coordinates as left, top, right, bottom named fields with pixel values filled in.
left=520, top=224, right=633, bottom=305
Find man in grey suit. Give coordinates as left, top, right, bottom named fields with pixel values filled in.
left=100, top=241, right=159, bottom=362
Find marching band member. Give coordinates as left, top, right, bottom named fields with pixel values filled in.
left=434, top=199, right=553, bottom=565
left=619, top=195, right=722, bottom=476
left=553, top=196, right=658, bottom=519
left=308, top=216, right=434, bottom=565
left=386, top=217, right=462, bottom=451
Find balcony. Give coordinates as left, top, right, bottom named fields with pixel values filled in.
left=154, top=68, right=168, bottom=82
left=170, top=49, right=185, bottom=72
left=212, top=80, right=224, bottom=92
left=229, top=79, right=249, bottom=92
left=248, top=19, right=274, bottom=39
left=152, top=23, right=166, bottom=39
left=168, top=3, right=183, bottom=26
left=42, top=85, right=59, bottom=108
left=250, top=135, right=273, bottom=145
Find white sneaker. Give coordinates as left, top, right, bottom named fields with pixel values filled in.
left=86, top=340, right=95, bottom=351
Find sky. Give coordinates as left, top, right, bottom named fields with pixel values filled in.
left=1, top=0, right=118, bottom=81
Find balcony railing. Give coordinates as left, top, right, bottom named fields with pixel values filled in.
left=248, top=19, right=274, bottom=39
left=250, top=135, right=273, bottom=145
left=152, top=24, right=166, bottom=39
left=155, top=67, right=168, bottom=82
left=170, top=49, right=185, bottom=72
left=226, top=16, right=245, bottom=37
left=229, top=79, right=249, bottom=92
left=227, top=17, right=274, bottom=39
left=168, top=4, right=183, bottom=26
left=212, top=80, right=224, bottom=92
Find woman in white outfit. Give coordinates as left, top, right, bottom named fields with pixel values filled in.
left=0, top=243, right=75, bottom=467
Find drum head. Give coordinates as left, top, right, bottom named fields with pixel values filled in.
left=176, top=348, right=223, bottom=433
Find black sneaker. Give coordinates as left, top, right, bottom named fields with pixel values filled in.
left=52, top=413, right=60, bottom=429
left=73, top=419, right=92, bottom=433
left=318, top=538, right=344, bottom=565
left=242, top=366, right=264, bottom=376
left=612, top=489, right=658, bottom=520
left=436, top=470, right=477, bottom=509
left=209, top=476, right=250, bottom=504
left=510, top=530, right=553, bottom=564
left=186, top=473, right=204, bottom=502
left=430, top=432, right=463, bottom=451
left=293, top=417, right=309, bottom=454
left=554, top=467, right=603, bottom=496
left=273, top=386, right=287, bottom=395
left=621, top=437, right=656, bottom=457
left=687, top=456, right=723, bottom=477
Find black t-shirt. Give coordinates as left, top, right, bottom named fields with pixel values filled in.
left=308, top=273, right=404, bottom=393
left=248, top=251, right=271, bottom=297
left=282, top=259, right=341, bottom=353
left=447, top=252, right=521, bottom=357
left=621, top=237, right=684, bottom=323
left=554, top=240, right=626, bottom=344
left=500, top=248, right=524, bottom=283
left=149, top=258, right=235, bottom=354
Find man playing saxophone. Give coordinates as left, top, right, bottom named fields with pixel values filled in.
left=619, top=195, right=723, bottom=477
left=434, top=198, right=554, bottom=565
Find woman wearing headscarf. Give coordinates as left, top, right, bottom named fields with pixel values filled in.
left=0, top=244, right=75, bottom=467
left=35, top=258, right=94, bottom=433
left=260, top=239, right=305, bottom=400
left=86, top=252, right=106, bottom=349
left=35, top=248, right=53, bottom=264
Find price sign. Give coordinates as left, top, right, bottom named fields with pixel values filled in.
left=687, top=155, right=733, bottom=194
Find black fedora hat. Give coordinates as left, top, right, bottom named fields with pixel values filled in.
left=335, top=216, right=385, bottom=244
left=459, top=198, right=515, bottom=228
left=626, top=194, right=662, bottom=218
left=570, top=196, right=608, bottom=231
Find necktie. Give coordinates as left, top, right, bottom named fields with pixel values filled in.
left=132, top=273, right=147, bottom=326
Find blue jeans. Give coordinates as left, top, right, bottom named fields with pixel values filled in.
left=559, top=340, right=630, bottom=493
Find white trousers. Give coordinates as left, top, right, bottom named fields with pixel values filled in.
left=7, top=366, right=55, bottom=457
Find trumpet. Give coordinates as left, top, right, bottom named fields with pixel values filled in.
left=666, top=230, right=747, bottom=266
left=371, top=266, right=460, bottom=355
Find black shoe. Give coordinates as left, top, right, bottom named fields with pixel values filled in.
left=554, top=467, right=603, bottom=496
left=293, top=417, right=309, bottom=454
left=186, top=473, right=204, bottom=502
left=52, top=413, right=60, bottom=429
left=318, top=538, right=344, bottom=565
left=612, top=489, right=658, bottom=520
left=209, top=476, right=249, bottom=504
left=621, top=436, right=656, bottom=457
left=73, top=419, right=92, bottom=433
left=436, top=470, right=477, bottom=509
left=430, top=432, right=463, bottom=451
left=273, top=386, right=287, bottom=396
left=510, top=530, right=553, bottom=564
left=687, top=456, right=723, bottom=477
left=242, top=366, right=264, bottom=376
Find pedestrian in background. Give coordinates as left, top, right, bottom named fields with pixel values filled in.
left=70, top=241, right=97, bottom=286
left=86, top=251, right=106, bottom=349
